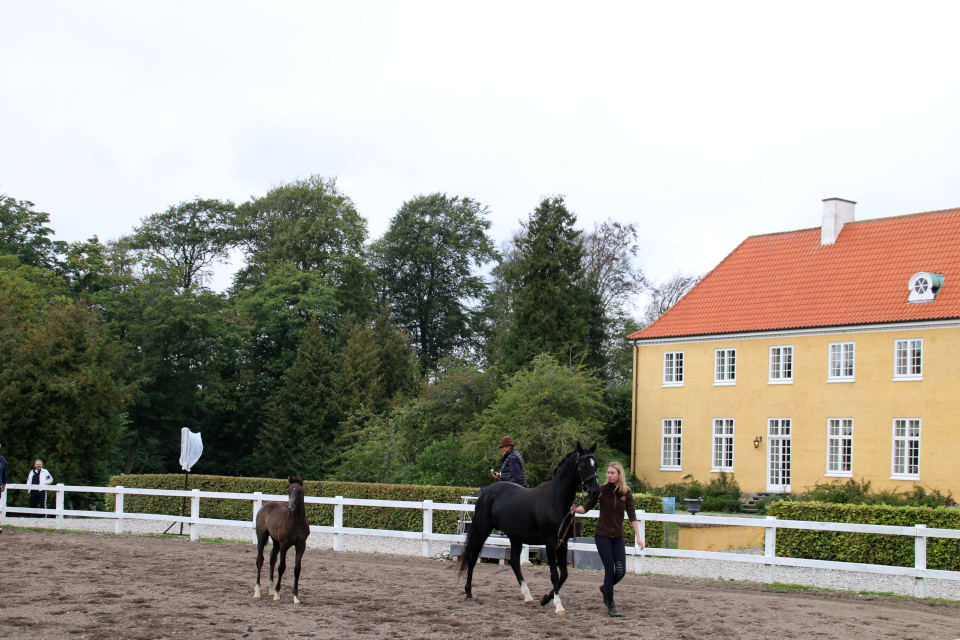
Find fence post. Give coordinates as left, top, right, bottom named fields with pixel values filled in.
left=55, top=484, right=65, bottom=529
left=252, top=492, right=262, bottom=544
left=422, top=500, right=433, bottom=558
left=115, top=486, right=125, bottom=534
left=764, top=515, right=776, bottom=584
left=333, top=496, right=344, bottom=551
left=914, top=523, right=927, bottom=598
left=635, top=510, right=646, bottom=575
left=190, top=489, right=200, bottom=541
left=0, top=485, right=6, bottom=526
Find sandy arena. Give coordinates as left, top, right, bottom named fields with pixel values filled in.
left=2, top=529, right=960, bottom=640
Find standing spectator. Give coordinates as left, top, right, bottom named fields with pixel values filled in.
left=490, top=436, right=527, bottom=487
left=0, top=443, right=7, bottom=533
left=27, top=459, right=53, bottom=518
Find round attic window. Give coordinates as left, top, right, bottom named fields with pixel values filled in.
left=908, top=271, right=944, bottom=303
left=914, top=277, right=929, bottom=294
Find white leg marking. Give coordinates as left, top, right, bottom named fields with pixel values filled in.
left=254, top=584, right=261, bottom=598
left=520, top=581, right=535, bottom=604
left=274, top=591, right=281, bottom=602
left=268, top=580, right=275, bottom=596
left=554, top=592, right=565, bottom=615
left=294, top=595, right=301, bottom=605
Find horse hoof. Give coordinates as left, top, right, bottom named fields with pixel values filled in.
left=294, top=596, right=301, bottom=605
left=273, top=594, right=280, bottom=602
left=523, top=599, right=536, bottom=606
left=254, top=586, right=261, bottom=598
left=556, top=609, right=566, bottom=615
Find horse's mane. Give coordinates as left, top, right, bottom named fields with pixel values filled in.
left=545, top=450, right=579, bottom=480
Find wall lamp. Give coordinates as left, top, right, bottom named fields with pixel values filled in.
left=753, top=436, right=763, bottom=449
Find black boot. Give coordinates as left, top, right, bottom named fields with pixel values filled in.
left=607, top=592, right=623, bottom=617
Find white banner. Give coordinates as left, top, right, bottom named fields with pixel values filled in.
left=179, top=428, right=203, bottom=472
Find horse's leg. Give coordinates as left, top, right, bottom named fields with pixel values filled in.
left=274, top=542, right=289, bottom=602
left=292, top=542, right=305, bottom=605
left=268, top=539, right=280, bottom=596
left=538, top=543, right=565, bottom=614
left=255, top=528, right=269, bottom=598
left=508, top=538, right=536, bottom=605
left=461, top=516, right=493, bottom=602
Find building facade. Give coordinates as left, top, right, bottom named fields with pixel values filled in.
left=629, top=199, right=960, bottom=494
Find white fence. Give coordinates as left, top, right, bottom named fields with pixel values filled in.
left=3, top=483, right=959, bottom=598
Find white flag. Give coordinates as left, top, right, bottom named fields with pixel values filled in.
left=179, top=428, right=203, bottom=472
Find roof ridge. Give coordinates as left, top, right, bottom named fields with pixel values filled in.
left=741, top=207, right=960, bottom=241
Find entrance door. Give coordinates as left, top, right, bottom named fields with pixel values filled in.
left=767, top=418, right=792, bottom=493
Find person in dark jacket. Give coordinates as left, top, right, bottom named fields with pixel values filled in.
left=571, top=461, right=643, bottom=617
left=490, top=436, right=527, bottom=487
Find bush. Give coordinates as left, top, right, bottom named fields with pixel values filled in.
left=649, top=472, right=741, bottom=513
left=797, top=478, right=954, bottom=508
left=767, top=501, right=960, bottom=570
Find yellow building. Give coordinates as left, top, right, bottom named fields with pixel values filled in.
left=629, top=199, right=960, bottom=495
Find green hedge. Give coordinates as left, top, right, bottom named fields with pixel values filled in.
left=767, top=501, right=960, bottom=570
left=107, top=474, right=664, bottom=546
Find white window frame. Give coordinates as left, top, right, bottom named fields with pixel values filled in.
left=767, top=418, right=792, bottom=493
left=826, top=418, right=853, bottom=477
left=769, top=345, right=794, bottom=384
left=714, top=348, right=737, bottom=385
left=711, top=418, right=735, bottom=472
left=891, top=418, right=921, bottom=480
left=828, top=341, right=855, bottom=382
left=661, top=419, right=682, bottom=471
left=663, top=351, right=684, bottom=387
left=893, top=339, right=923, bottom=381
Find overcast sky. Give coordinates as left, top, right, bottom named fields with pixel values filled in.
left=3, top=2, right=959, bottom=305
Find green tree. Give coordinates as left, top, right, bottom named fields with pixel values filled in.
left=370, top=193, right=497, bottom=368
left=0, top=262, right=130, bottom=492
left=0, top=194, right=66, bottom=271
left=498, top=196, right=593, bottom=375
left=477, top=353, right=606, bottom=484
left=129, top=198, right=237, bottom=290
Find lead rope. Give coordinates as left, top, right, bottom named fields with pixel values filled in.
left=556, top=490, right=586, bottom=549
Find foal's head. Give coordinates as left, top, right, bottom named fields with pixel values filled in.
left=574, top=442, right=602, bottom=502
left=286, top=476, right=305, bottom=511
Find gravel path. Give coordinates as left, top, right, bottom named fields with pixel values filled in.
left=6, top=515, right=960, bottom=601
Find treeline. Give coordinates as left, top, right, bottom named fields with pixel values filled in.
left=0, top=176, right=689, bottom=492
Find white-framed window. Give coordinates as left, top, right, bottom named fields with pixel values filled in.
left=767, top=418, right=792, bottom=492
left=828, top=342, right=855, bottom=382
left=892, top=418, right=921, bottom=479
left=769, top=345, right=793, bottom=384
left=661, top=419, right=682, bottom=470
left=894, top=339, right=923, bottom=380
left=714, top=348, right=736, bottom=385
left=826, top=418, right=853, bottom=476
left=711, top=418, right=735, bottom=472
left=663, top=351, right=684, bottom=386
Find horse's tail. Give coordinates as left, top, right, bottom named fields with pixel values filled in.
left=457, top=490, right=492, bottom=580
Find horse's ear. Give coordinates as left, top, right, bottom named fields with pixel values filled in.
left=296, top=475, right=304, bottom=485
left=590, top=441, right=597, bottom=453
left=576, top=441, right=583, bottom=454
left=288, top=475, right=300, bottom=485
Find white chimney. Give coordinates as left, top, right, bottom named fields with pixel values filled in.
left=821, top=198, right=856, bottom=245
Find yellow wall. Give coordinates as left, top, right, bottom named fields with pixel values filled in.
left=631, top=325, right=960, bottom=494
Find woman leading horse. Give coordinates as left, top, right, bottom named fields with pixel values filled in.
left=457, top=442, right=602, bottom=614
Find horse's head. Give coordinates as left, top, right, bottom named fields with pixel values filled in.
left=575, top=442, right=602, bottom=501
left=286, top=475, right=305, bottom=511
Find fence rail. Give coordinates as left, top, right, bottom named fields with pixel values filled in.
left=2, top=483, right=957, bottom=598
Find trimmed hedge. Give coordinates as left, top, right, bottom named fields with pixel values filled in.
left=107, top=474, right=664, bottom=546
left=767, top=501, right=960, bottom=571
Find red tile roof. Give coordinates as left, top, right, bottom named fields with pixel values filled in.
left=630, top=208, right=960, bottom=340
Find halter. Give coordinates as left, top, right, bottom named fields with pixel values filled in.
left=556, top=452, right=599, bottom=547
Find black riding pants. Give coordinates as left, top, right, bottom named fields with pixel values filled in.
left=594, top=534, right=626, bottom=595
left=29, top=490, right=47, bottom=517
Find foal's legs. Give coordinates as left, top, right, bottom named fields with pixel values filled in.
left=462, top=518, right=493, bottom=601
left=291, top=542, right=306, bottom=604
left=508, top=539, right=536, bottom=605
left=254, top=529, right=270, bottom=598
left=268, top=540, right=281, bottom=596
left=274, top=542, right=290, bottom=602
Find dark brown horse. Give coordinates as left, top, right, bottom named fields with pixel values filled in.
left=255, top=476, right=310, bottom=604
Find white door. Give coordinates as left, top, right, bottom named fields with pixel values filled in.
left=767, top=418, right=792, bottom=493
